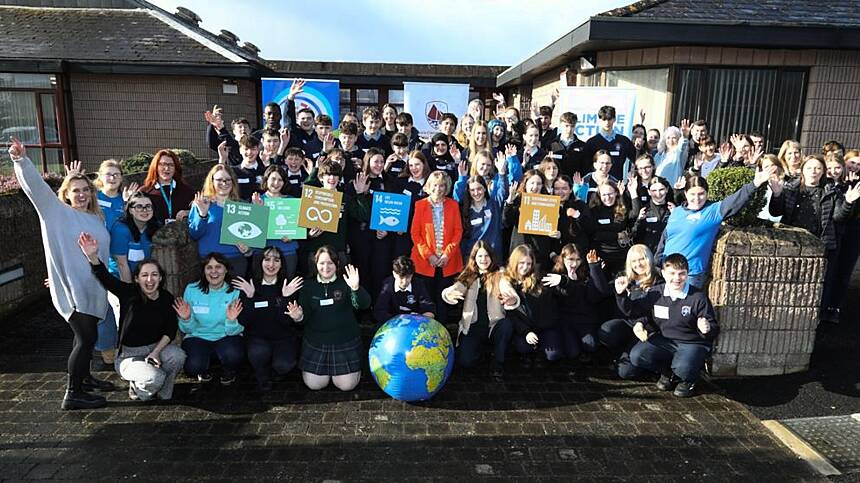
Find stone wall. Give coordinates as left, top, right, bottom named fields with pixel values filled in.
left=0, top=161, right=215, bottom=320
left=708, top=225, right=826, bottom=376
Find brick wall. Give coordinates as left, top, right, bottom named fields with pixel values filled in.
left=69, top=74, right=257, bottom=171
left=802, top=51, right=860, bottom=151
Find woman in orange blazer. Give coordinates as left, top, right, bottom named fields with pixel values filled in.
left=411, top=170, right=463, bottom=322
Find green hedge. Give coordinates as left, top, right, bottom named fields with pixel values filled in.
left=706, top=166, right=766, bottom=227
left=121, top=149, right=204, bottom=174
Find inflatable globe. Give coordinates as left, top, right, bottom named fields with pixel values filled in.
left=368, top=314, right=455, bottom=401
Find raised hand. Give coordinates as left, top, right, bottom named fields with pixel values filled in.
left=749, top=147, right=764, bottom=166
left=65, top=159, right=84, bottom=176
left=572, top=171, right=583, bottom=186
left=674, top=176, right=686, bottom=191
left=173, top=297, right=191, bottom=320
left=768, top=177, right=783, bottom=196
left=122, top=182, right=139, bottom=202
left=505, top=143, right=517, bottom=158
left=226, top=299, right=243, bottom=320
left=217, top=140, right=229, bottom=162
left=617, top=179, right=626, bottom=196
left=288, top=79, right=306, bottom=100
left=251, top=192, right=264, bottom=206
left=697, top=317, right=711, bottom=334
left=566, top=206, right=580, bottom=218
left=525, top=331, right=539, bottom=346
left=541, top=273, right=562, bottom=287
left=303, top=157, right=314, bottom=174
left=279, top=127, right=291, bottom=147
left=446, top=286, right=465, bottom=302
left=236, top=243, right=250, bottom=255
left=667, top=201, right=676, bottom=212
left=492, top=92, right=505, bottom=105
left=353, top=172, right=369, bottom=194
left=586, top=249, right=600, bottom=264
left=495, top=151, right=508, bottom=174
left=638, top=207, right=648, bottom=220
left=680, top=118, right=691, bottom=137
left=639, top=108, right=646, bottom=124
left=204, top=107, right=224, bottom=131
left=343, top=264, right=360, bottom=291
left=633, top=321, right=649, bottom=342
left=7, top=136, right=26, bottom=161
left=77, top=232, right=99, bottom=262
left=230, top=276, right=255, bottom=298
left=193, top=191, right=210, bottom=217
left=322, top=133, right=335, bottom=152
left=282, top=276, right=303, bottom=298
left=614, top=275, right=630, bottom=295
left=844, top=182, right=860, bottom=204
left=450, top=143, right=461, bottom=162
left=286, top=300, right=303, bottom=321
left=754, top=165, right=777, bottom=188
left=719, top=142, right=734, bottom=162
left=507, top=181, right=520, bottom=203
left=457, top=160, right=468, bottom=177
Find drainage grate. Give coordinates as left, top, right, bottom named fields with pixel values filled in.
left=780, top=414, right=860, bottom=474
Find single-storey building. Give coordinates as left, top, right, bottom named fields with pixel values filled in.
left=497, top=0, right=860, bottom=153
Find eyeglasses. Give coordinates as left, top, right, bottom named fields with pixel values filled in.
left=213, top=178, right=233, bottom=184
left=102, top=172, right=121, bottom=179
left=132, top=204, right=153, bottom=211
left=158, top=162, right=175, bottom=168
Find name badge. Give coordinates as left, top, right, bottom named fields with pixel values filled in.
left=654, top=305, right=669, bottom=319
left=390, top=167, right=402, bottom=173
left=470, top=218, right=483, bottom=226
left=549, top=154, right=562, bottom=160
left=238, top=178, right=250, bottom=184
left=289, top=179, right=299, bottom=184
left=641, top=196, right=648, bottom=201
left=403, top=189, right=412, bottom=196
left=256, top=176, right=263, bottom=184
left=398, top=306, right=413, bottom=312
left=610, top=150, right=620, bottom=156
left=165, top=218, right=176, bottom=224
left=254, top=301, right=269, bottom=309
left=98, top=199, right=112, bottom=208
left=646, top=216, right=659, bottom=223
left=127, top=248, right=145, bottom=262
left=436, top=165, right=447, bottom=170
left=573, top=147, right=581, bottom=152
left=192, top=306, right=210, bottom=314
left=320, top=298, right=334, bottom=306
left=598, top=218, right=610, bottom=225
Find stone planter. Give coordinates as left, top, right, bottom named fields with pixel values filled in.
left=151, top=221, right=199, bottom=298
left=708, top=225, right=826, bottom=376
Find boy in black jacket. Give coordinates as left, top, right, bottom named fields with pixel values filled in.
left=582, top=105, right=636, bottom=180
left=543, top=112, right=586, bottom=177
left=614, top=253, right=717, bottom=397
left=374, top=256, right=435, bottom=324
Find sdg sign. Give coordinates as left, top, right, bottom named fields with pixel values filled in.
left=298, top=185, right=343, bottom=233
left=370, top=192, right=411, bottom=232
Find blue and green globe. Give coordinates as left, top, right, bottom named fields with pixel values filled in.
left=368, top=314, right=455, bottom=401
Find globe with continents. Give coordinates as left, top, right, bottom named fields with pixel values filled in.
left=369, top=314, right=454, bottom=401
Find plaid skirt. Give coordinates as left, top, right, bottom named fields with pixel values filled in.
left=299, top=337, right=363, bottom=376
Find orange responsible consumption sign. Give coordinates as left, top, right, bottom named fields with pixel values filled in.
left=297, top=185, right=344, bottom=233
left=517, top=193, right=560, bottom=236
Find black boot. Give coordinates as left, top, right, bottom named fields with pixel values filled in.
left=62, top=375, right=106, bottom=410
left=82, top=374, right=115, bottom=392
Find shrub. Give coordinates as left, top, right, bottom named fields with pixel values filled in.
left=706, top=166, right=766, bottom=227
left=0, top=172, right=64, bottom=196
left=121, top=149, right=204, bottom=175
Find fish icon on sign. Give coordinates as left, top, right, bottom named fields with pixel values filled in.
left=379, top=216, right=399, bottom=227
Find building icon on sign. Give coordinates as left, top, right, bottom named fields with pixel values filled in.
left=524, top=209, right=551, bottom=233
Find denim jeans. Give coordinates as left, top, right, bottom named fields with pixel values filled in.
left=182, top=335, right=244, bottom=377
left=628, top=334, right=711, bottom=383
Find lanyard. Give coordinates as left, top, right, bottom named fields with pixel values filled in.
left=157, top=182, right=173, bottom=217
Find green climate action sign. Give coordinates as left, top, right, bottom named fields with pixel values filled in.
left=219, top=201, right=269, bottom=249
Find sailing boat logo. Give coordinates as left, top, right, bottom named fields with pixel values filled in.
left=425, top=101, right=448, bottom=130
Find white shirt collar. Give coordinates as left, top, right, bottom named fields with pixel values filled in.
left=317, top=274, right=337, bottom=284
left=155, top=179, right=176, bottom=189
left=663, top=283, right=689, bottom=301
left=395, top=283, right=412, bottom=293
left=261, top=278, right=277, bottom=286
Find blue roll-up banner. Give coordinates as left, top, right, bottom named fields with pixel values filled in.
left=261, top=78, right=340, bottom=128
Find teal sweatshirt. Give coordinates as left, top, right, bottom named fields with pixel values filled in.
left=179, top=282, right=243, bottom=341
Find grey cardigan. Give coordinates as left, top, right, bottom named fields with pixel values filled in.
left=14, top=156, right=110, bottom=321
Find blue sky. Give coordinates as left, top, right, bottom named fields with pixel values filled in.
left=150, top=0, right=631, bottom=66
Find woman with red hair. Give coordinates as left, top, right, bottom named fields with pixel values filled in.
left=141, top=150, right=195, bottom=223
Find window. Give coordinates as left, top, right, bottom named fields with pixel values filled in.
left=0, top=73, right=67, bottom=173
left=673, top=67, right=807, bottom=152
left=387, top=89, right=404, bottom=112
left=606, top=68, right=669, bottom=132
left=339, top=88, right=352, bottom=120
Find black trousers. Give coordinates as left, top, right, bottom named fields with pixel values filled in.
left=67, top=312, right=99, bottom=384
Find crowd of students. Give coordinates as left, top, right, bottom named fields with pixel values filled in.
left=10, top=79, right=860, bottom=410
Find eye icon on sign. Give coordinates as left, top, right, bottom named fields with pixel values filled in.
left=306, top=207, right=333, bottom=223
left=227, top=221, right=263, bottom=240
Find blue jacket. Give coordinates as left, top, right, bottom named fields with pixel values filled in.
left=453, top=171, right=511, bottom=262
left=179, top=282, right=242, bottom=341
left=656, top=183, right=756, bottom=276
left=188, top=202, right=242, bottom=259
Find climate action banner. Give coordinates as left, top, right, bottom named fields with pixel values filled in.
left=403, top=82, right=469, bottom=138
left=555, top=87, right=637, bottom=139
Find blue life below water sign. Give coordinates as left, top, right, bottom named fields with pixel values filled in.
left=370, top=192, right=411, bottom=232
